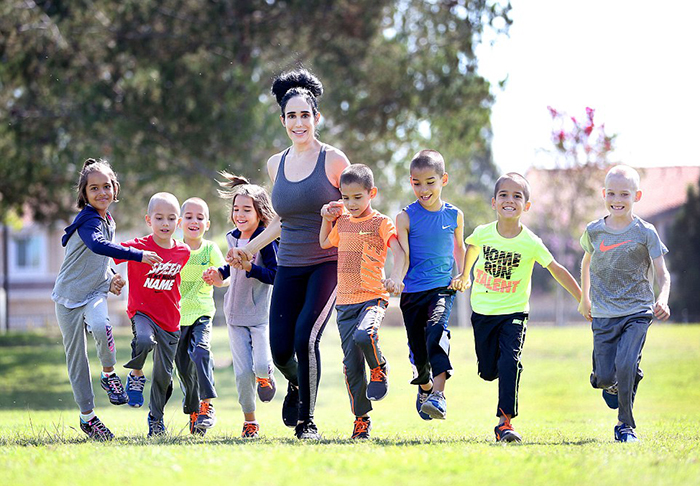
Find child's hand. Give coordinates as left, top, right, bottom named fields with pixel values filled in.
left=577, top=298, right=592, bottom=322
left=382, top=277, right=404, bottom=296
left=202, top=267, right=223, bottom=286
left=109, top=273, right=125, bottom=296
left=653, top=300, right=670, bottom=321
left=449, top=275, right=471, bottom=292
left=227, top=248, right=252, bottom=269
left=321, top=201, right=343, bottom=221
left=141, top=251, right=163, bottom=266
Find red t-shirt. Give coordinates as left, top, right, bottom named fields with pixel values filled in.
left=115, top=235, right=190, bottom=332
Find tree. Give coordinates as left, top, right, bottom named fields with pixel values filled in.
left=668, top=175, right=700, bottom=322
left=0, top=0, right=510, bottom=229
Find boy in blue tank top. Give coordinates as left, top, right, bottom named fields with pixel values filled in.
left=395, top=149, right=466, bottom=420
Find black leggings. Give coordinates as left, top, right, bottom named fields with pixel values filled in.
left=269, top=261, right=337, bottom=421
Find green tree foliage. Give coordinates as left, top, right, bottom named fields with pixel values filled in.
left=0, top=0, right=510, bottom=228
left=668, top=176, right=700, bottom=322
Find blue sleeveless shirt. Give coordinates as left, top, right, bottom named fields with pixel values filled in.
left=402, top=201, right=459, bottom=293
left=271, top=144, right=341, bottom=267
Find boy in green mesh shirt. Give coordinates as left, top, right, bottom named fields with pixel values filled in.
left=176, top=197, right=226, bottom=434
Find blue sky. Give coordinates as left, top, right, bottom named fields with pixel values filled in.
left=476, top=0, right=700, bottom=174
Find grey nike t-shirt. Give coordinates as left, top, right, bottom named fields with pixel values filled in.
left=580, top=216, right=668, bottom=318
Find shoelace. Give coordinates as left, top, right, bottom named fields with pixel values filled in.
left=243, top=423, right=259, bottom=436
left=618, top=423, right=634, bottom=435
left=353, top=418, right=370, bottom=436
left=128, top=375, right=145, bottom=392
left=497, top=408, right=514, bottom=433
left=149, top=417, right=165, bottom=434
left=369, top=367, right=386, bottom=382
left=105, top=375, right=125, bottom=394
left=256, top=377, right=273, bottom=388
left=199, top=401, right=213, bottom=416
left=189, top=412, right=198, bottom=428
left=88, top=418, right=110, bottom=437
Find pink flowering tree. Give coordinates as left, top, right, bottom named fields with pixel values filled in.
left=530, top=107, right=617, bottom=323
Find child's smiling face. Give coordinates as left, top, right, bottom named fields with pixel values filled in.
left=180, top=201, right=210, bottom=242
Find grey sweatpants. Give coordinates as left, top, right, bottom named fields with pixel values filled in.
left=227, top=324, right=274, bottom=414
left=55, top=296, right=116, bottom=413
left=590, top=313, right=651, bottom=428
left=336, top=299, right=388, bottom=417
left=124, top=312, right=180, bottom=420
left=175, top=316, right=217, bottom=414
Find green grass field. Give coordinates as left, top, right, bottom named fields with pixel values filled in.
left=1, top=324, right=699, bottom=486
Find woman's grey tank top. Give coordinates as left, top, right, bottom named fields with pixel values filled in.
left=271, top=144, right=341, bottom=267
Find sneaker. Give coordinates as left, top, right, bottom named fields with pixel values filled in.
left=494, top=416, right=522, bottom=443
left=79, top=416, right=114, bottom=441
left=351, top=417, right=371, bottom=440
left=602, top=384, right=619, bottom=409
left=294, top=419, right=321, bottom=440
left=188, top=412, right=205, bottom=436
left=242, top=422, right=260, bottom=439
left=614, top=423, right=638, bottom=442
left=420, top=390, right=447, bottom=420
left=282, top=382, right=300, bottom=428
left=416, top=386, right=433, bottom=421
left=100, top=373, right=128, bottom=405
left=126, top=373, right=146, bottom=408
left=194, top=401, right=216, bottom=430
left=147, top=413, right=166, bottom=437
left=257, top=375, right=277, bottom=403
left=366, top=362, right=389, bottom=401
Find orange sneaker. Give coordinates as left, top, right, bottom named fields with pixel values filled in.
left=351, top=417, right=371, bottom=440
left=494, top=413, right=521, bottom=443
left=242, top=422, right=260, bottom=439
left=195, top=401, right=216, bottom=430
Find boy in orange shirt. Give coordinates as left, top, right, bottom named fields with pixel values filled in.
left=320, top=164, right=406, bottom=439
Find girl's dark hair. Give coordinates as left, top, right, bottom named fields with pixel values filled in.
left=76, top=158, right=120, bottom=209
left=217, top=171, right=276, bottom=228
left=271, top=68, right=324, bottom=117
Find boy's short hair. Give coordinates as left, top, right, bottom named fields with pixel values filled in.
left=148, top=192, right=181, bottom=214
left=181, top=197, right=210, bottom=219
left=410, top=149, right=445, bottom=176
left=340, top=164, right=375, bottom=191
left=605, top=165, right=640, bottom=191
left=494, top=173, right=531, bottom=202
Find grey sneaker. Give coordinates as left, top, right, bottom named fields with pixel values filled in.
left=256, top=375, right=277, bottom=403
left=420, top=390, right=447, bottom=420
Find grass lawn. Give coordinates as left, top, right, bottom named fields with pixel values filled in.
left=1, top=323, right=699, bottom=486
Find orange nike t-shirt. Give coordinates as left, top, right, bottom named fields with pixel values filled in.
left=328, top=210, right=397, bottom=305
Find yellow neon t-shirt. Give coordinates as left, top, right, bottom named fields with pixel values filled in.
left=465, top=221, right=553, bottom=315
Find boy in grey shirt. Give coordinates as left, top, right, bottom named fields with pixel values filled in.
left=578, top=165, right=671, bottom=442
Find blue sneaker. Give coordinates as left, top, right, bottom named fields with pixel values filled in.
left=602, top=384, right=619, bottom=409
left=614, top=423, right=638, bottom=442
left=126, top=373, right=146, bottom=408
left=416, top=386, right=433, bottom=421
left=147, top=413, right=166, bottom=437
left=366, top=362, right=389, bottom=401
left=420, top=390, right=446, bottom=420
left=100, top=373, right=128, bottom=405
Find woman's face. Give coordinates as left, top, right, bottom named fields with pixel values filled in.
left=281, top=95, right=318, bottom=145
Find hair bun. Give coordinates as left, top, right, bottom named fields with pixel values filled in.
left=82, top=158, right=99, bottom=170
left=271, top=68, right=323, bottom=106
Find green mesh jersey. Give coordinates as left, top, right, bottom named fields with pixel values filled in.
left=179, top=239, right=225, bottom=326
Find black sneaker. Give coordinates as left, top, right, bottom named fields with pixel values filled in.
left=282, top=382, right=300, bottom=428
left=602, top=384, right=619, bottom=409
left=494, top=416, right=522, bottom=443
left=366, top=362, right=389, bottom=401
left=100, top=373, right=128, bottom=405
left=294, top=419, right=321, bottom=440
left=351, top=417, right=371, bottom=440
left=79, top=416, right=114, bottom=441
left=147, top=413, right=166, bottom=437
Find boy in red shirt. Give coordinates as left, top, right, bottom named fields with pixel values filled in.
left=115, top=192, right=190, bottom=436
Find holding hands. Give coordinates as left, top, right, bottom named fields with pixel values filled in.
left=448, top=274, right=471, bottom=293
left=202, top=267, right=224, bottom=287
left=226, top=247, right=253, bottom=272
left=321, top=200, right=344, bottom=221
left=382, top=277, right=404, bottom=296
